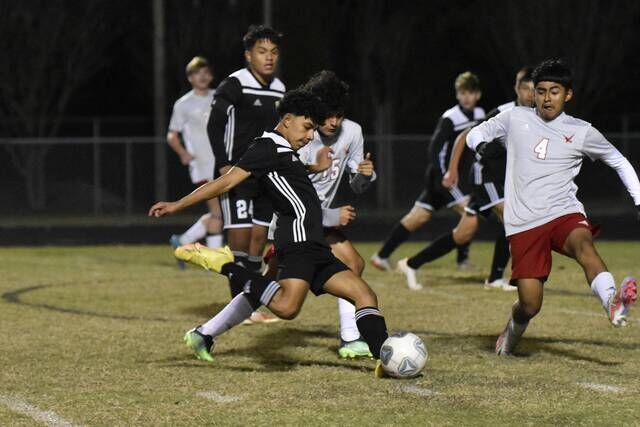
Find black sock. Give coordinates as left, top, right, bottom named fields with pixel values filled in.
left=246, top=255, right=263, bottom=273
left=456, top=241, right=470, bottom=264
left=488, top=230, right=510, bottom=282
left=378, top=223, right=411, bottom=258
left=407, top=233, right=456, bottom=269
left=228, top=252, right=249, bottom=297
left=221, top=263, right=279, bottom=309
left=355, top=307, right=388, bottom=359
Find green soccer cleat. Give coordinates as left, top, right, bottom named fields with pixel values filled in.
left=338, top=339, right=373, bottom=359
left=184, top=327, right=215, bottom=362
left=174, top=243, right=234, bottom=273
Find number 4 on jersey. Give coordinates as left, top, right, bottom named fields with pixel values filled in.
left=534, top=138, right=549, bottom=159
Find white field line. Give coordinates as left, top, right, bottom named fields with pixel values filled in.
left=400, top=385, right=440, bottom=397
left=0, top=394, right=79, bottom=427
left=577, top=382, right=625, bottom=393
left=196, top=391, right=242, bottom=403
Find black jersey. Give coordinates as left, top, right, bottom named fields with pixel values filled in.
left=208, top=68, right=285, bottom=174
left=473, top=101, right=512, bottom=184
left=428, top=104, right=486, bottom=176
left=235, top=131, right=324, bottom=247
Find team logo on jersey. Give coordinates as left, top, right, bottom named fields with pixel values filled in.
left=253, top=98, right=263, bottom=107
left=563, top=134, right=574, bottom=143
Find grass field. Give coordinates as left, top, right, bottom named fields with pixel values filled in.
left=1, top=242, right=639, bottom=426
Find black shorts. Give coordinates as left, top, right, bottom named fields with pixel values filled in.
left=414, top=167, right=468, bottom=212
left=323, top=227, right=348, bottom=244
left=275, top=241, right=349, bottom=296
left=465, top=181, right=504, bottom=218
left=219, top=177, right=273, bottom=229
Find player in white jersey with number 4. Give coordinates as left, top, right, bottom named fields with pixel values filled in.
left=467, top=59, right=640, bottom=355
left=167, top=57, right=223, bottom=268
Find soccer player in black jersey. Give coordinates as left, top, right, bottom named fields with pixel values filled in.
left=371, top=72, right=485, bottom=277
left=397, top=67, right=535, bottom=291
left=150, top=89, right=390, bottom=377
left=207, top=25, right=285, bottom=323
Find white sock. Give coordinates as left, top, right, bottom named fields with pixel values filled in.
left=199, top=293, right=254, bottom=337
left=591, top=271, right=616, bottom=310
left=179, top=213, right=211, bottom=245
left=338, top=298, right=360, bottom=342
left=206, top=234, right=223, bottom=248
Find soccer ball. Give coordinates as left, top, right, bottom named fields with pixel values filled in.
left=379, top=332, right=428, bottom=378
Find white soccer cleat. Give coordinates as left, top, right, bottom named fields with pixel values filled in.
left=484, top=278, right=517, bottom=292
left=370, top=253, right=392, bottom=272
left=495, top=319, right=517, bottom=356
left=607, top=277, right=637, bottom=327
left=397, top=258, right=423, bottom=290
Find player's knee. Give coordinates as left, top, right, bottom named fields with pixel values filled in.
left=277, top=304, right=302, bottom=320
left=453, top=226, right=475, bottom=245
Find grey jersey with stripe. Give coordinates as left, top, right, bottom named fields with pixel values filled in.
left=469, top=107, right=640, bottom=235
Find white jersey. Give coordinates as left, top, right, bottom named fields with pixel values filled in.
left=168, top=89, right=215, bottom=183
left=298, top=119, right=374, bottom=208
left=468, top=107, right=640, bottom=236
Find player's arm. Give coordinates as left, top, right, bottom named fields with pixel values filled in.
left=347, top=128, right=376, bottom=194
left=207, top=78, right=241, bottom=175
left=167, top=102, right=194, bottom=165
left=428, top=117, right=453, bottom=172
left=167, top=130, right=194, bottom=165
left=322, top=206, right=356, bottom=227
left=466, top=111, right=510, bottom=153
left=584, top=127, right=640, bottom=218
left=149, top=167, right=250, bottom=217
left=442, top=128, right=470, bottom=188
left=306, top=146, right=333, bottom=173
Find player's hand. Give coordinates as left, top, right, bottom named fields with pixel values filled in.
left=218, top=165, right=232, bottom=176
left=339, top=205, right=356, bottom=226
left=442, top=169, right=458, bottom=189
left=357, top=153, right=374, bottom=176
left=148, top=201, right=180, bottom=218
left=179, top=152, right=195, bottom=165
left=314, top=146, right=334, bottom=172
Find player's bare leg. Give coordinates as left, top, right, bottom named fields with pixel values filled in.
left=322, top=270, right=388, bottom=361
left=496, top=278, right=542, bottom=355
left=326, top=232, right=372, bottom=358
left=562, top=228, right=637, bottom=326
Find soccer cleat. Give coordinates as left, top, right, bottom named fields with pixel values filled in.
left=338, top=339, right=373, bottom=359
left=397, top=258, right=423, bottom=290
left=174, top=243, right=234, bottom=273
left=242, top=310, right=281, bottom=325
left=374, top=359, right=389, bottom=378
left=370, top=253, right=392, bottom=272
left=484, top=278, right=517, bottom=292
left=608, top=277, right=638, bottom=327
left=496, top=318, right=527, bottom=356
left=184, top=327, right=215, bottom=362
left=457, top=259, right=474, bottom=271
left=170, top=234, right=185, bottom=270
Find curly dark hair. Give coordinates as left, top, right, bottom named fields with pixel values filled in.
left=532, top=59, right=573, bottom=89
left=243, top=25, right=283, bottom=50
left=277, top=88, right=328, bottom=125
left=302, top=70, right=349, bottom=116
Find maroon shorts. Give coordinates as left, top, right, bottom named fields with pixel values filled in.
left=508, top=213, right=598, bottom=282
